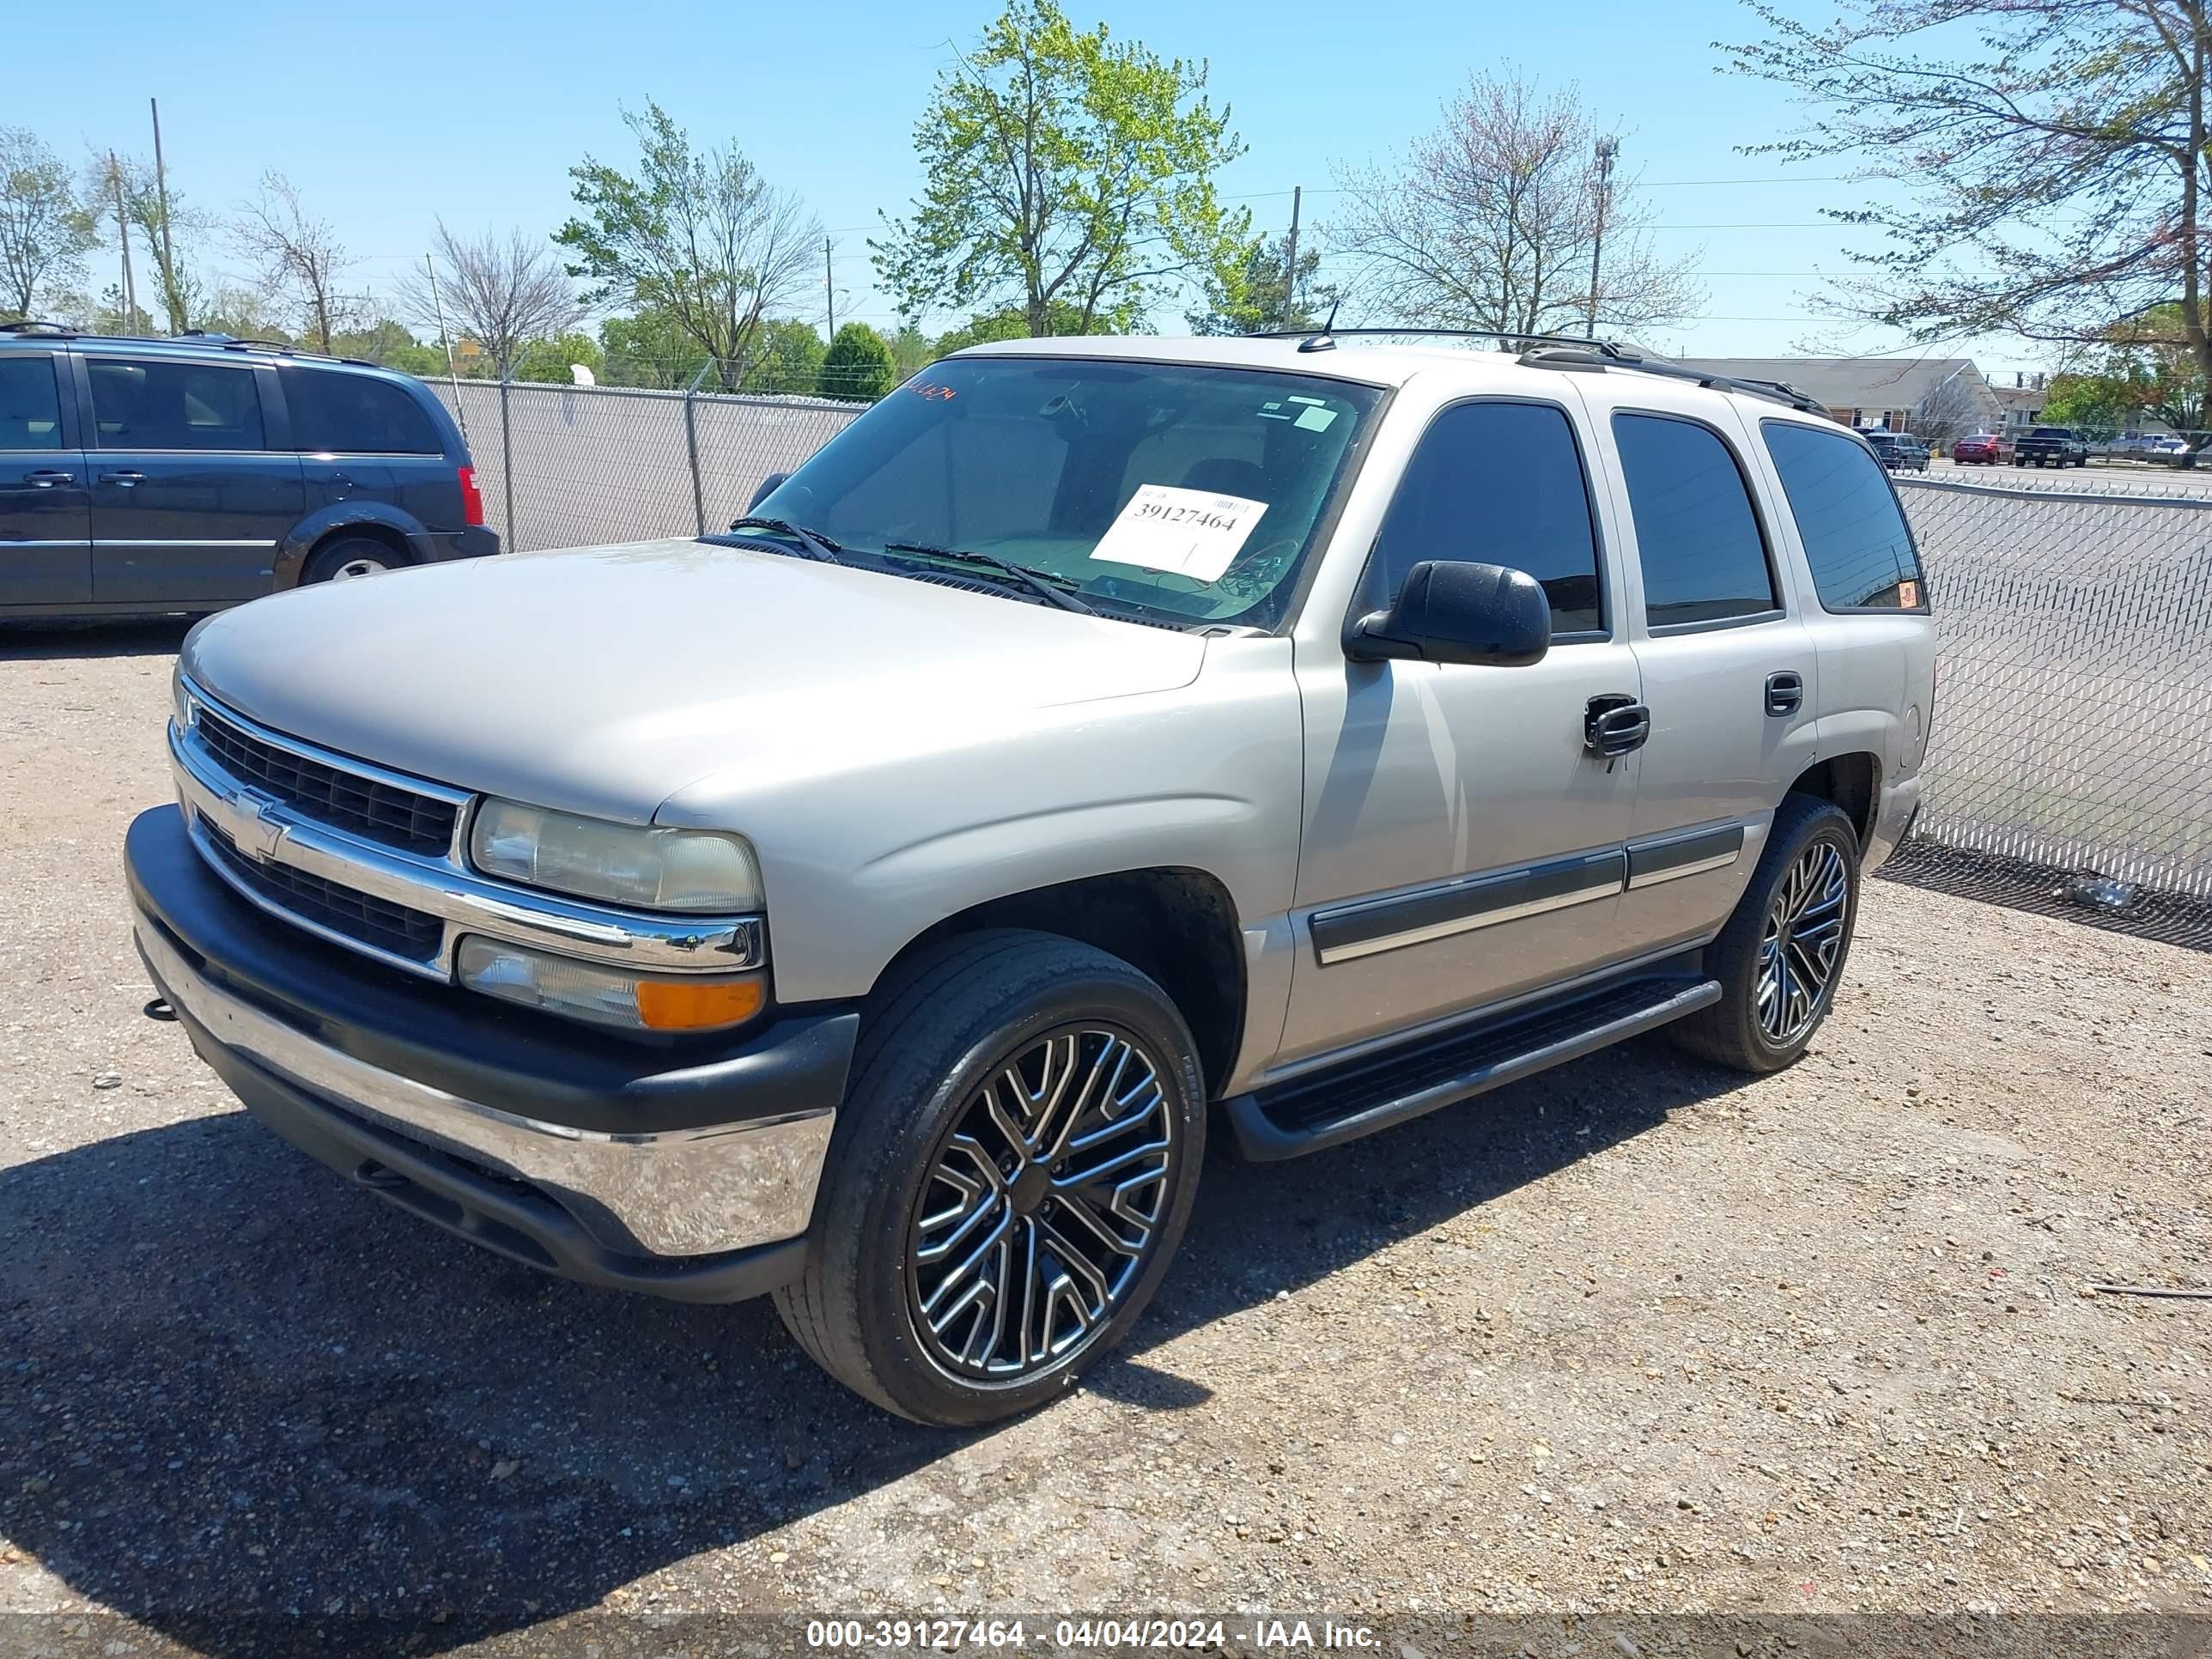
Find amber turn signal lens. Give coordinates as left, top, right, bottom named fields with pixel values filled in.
left=635, top=975, right=767, bottom=1031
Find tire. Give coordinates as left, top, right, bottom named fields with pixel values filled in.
left=301, top=537, right=404, bottom=584
left=774, top=929, right=1207, bottom=1426
left=1668, top=794, right=1860, bottom=1074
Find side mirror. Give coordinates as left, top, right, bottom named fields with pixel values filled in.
left=745, top=471, right=792, bottom=513
left=1346, top=560, right=1552, bottom=667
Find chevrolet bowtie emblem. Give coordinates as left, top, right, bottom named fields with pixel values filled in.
left=235, top=788, right=289, bottom=862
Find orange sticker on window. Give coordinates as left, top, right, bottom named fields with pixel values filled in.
left=1899, top=579, right=1921, bottom=608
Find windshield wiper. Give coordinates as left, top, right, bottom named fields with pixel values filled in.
left=882, top=541, right=1097, bottom=617
left=720, top=516, right=845, bottom=564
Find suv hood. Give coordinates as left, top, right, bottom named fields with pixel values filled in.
left=181, top=538, right=1207, bottom=823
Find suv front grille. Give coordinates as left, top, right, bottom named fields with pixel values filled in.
left=194, top=706, right=459, bottom=855
left=202, top=822, right=444, bottom=963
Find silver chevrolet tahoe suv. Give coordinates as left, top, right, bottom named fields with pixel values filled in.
left=127, top=331, right=1936, bottom=1425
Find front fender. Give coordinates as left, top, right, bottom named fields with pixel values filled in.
left=273, top=501, right=434, bottom=590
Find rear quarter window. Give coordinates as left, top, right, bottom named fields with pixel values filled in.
left=287, top=369, right=443, bottom=455
left=1760, top=420, right=1928, bottom=611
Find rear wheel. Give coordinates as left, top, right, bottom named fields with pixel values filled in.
left=1670, top=794, right=1860, bottom=1074
left=301, top=537, right=403, bottom=584
left=775, top=930, right=1206, bottom=1425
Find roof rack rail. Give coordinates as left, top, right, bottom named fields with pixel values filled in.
left=0, top=319, right=75, bottom=336
left=1245, top=324, right=1624, bottom=356
left=1516, top=343, right=1829, bottom=416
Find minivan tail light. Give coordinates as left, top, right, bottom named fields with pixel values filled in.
left=458, top=465, right=486, bottom=527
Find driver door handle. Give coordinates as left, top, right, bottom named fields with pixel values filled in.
left=1584, top=693, right=1651, bottom=757
left=24, top=468, right=75, bottom=488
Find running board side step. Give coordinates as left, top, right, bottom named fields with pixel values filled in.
left=1223, top=975, right=1721, bottom=1161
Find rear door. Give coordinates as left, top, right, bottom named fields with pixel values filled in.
left=0, top=347, right=91, bottom=605
left=1585, top=391, right=1820, bottom=951
left=81, top=354, right=303, bottom=605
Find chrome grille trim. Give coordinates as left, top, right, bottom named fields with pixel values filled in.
left=172, top=684, right=766, bottom=981
left=193, top=703, right=463, bottom=856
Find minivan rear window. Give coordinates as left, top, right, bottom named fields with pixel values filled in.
left=287, top=368, right=443, bottom=454
left=1760, top=420, right=1928, bottom=611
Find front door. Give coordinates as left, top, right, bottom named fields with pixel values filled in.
left=81, top=356, right=301, bottom=605
left=1280, top=395, right=1644, bottom=1067
left=0, top=348, right=91, bottom=605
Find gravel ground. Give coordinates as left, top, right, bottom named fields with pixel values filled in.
left=2, top=622, right=2209, bottom=1656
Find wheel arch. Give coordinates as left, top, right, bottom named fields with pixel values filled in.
left=275, top=507, right=429, bottom=589
left=870, top=866, right=1247, bottom=1099
left=1785, top=751, right=1880, bottom=848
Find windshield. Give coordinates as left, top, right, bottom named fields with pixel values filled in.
left=744, top=356, right=1382, bottom=629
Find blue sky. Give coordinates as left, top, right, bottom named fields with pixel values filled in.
left=12, top=0, right=2039, bottom=375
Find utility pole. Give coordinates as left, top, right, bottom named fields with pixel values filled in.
left=1279, top=185, right=1303, bottom=331
left=149, top=98, right=177, bottom=331
left=107, top=152, right=138, bottom=334
left=426, top=252, right=466, bottom=439
left=1586, top=137, right=1620, bottom=337
left=824, top=238, right=836, bottom=340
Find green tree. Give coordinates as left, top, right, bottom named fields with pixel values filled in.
left=747, top=316, right=826, bottom=394
left=0, top=127, right=95, bottom=319
left=329, top=317, right=423, bottom=365
left=1723, top=0, right=2212, bottom=420
left=380, top=340, right=447, bottom=378
left=933, top=299, right=1097, bottom=354
left=556, top=101, right=820, bottom=389
left=598, top=307, right=713, bottom=387
left=2040, top=368, right=2144, bottom=433
left=1187, top=231, right=1336, bottom=336
left=817, top=322, right=896, bottom=401
left=513, top=331, right=607, bottom=384
left=873, top=0, right=1250, bottom=337
left=889, top=324, right=937, bottom=380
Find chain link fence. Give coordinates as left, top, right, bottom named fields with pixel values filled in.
left=425, top=380, right=2212, bottom=951
left=428, top=378, right=862, bottom=555
left=1884, top=475, right=2212, bottom=948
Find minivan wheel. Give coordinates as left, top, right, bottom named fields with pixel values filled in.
left=301, top=538, right=400, bottom=584
left=775, top=929, right=1206, bottom=1426
left=1668, top=794, right=1860, bottom=1074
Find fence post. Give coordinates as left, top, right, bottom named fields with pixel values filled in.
left=683, top=361, right=710, bottom=537
left=498, top=372, right=516, bottom=551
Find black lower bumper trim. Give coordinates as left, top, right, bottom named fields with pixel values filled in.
left=197, top=1024, right=805, bottom=1304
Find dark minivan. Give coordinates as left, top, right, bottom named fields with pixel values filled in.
left=1, top=324, right=497, bottom=617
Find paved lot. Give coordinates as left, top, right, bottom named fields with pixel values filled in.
left=3, top=622, right=2209, bottom=1656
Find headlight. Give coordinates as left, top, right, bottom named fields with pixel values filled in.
left=457, top=937, right=765, bottom=1033
left=469, top=799, right=763, bottom=913
left=172, top=672, right=195, bottom=733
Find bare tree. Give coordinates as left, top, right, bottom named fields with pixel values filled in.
left=1722, top=0, right=2212, bottom=436
left=1912, top=371, right=1990, bottom=450
left=1329, top=72, right=1704, bottom=341
left=0, top=127, right=95, bottom=320
left=556, top=102, right=819, bottom=389
left=233, top=172, right=354, bottom=351
left=398, top=221, right=585, bottom=378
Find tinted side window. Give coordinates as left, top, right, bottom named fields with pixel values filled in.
left=288, top=369, right=442, bottom=454
left=88, top=359, right=264, bottom=450
left=1760, top=421, right=1926, bottom=610
left=1611, top=413, right=1778, bottom=627
left=0, top=356, right=63, bottom=450
left=1364, top=401, right=1604, bottom=632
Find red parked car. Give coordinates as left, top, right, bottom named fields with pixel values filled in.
left=1952, top=432, right=2014, bottom=465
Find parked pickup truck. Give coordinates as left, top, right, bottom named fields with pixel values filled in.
left=2014, top=425, right=2090, bottom=468
left=128, top=331, right=1936, bottom=1425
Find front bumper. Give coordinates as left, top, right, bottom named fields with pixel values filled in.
left=128, top=805, right=857, bottom=1302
